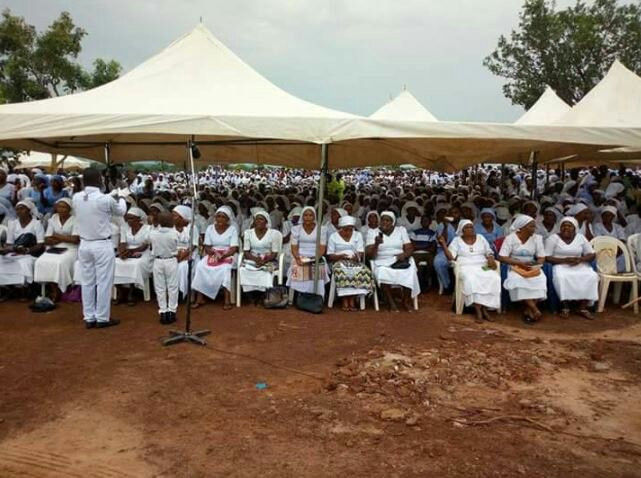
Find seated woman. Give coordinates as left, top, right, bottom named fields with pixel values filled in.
left=114, top=207, right=153, bottom=306
left=545, top=217, right=598, bottom=320
left=327, top=216, right=374, bottom=311
left=366, top=211, right=420, bottom=312
left=360, top=211, right=380, bottom=242
left=34, top=198, right=79, bottom=301
left=474, top=208, right=504, bottom=253
left=439, top=219, right=500, bottom=322
left=171, top=205, right=199, bottom=300
left=239, top=210, right=281, bottom=304
left=536, top=207, right=560, bottom=240
left=192, top=206, right=239, bottom=310
left=281, top=206, right=301, bottom=270
left=0, top=200, right=45, bottom=298
left=499, top=214, right=547, bottom=324
left=287, top=206, right=329, bottom=297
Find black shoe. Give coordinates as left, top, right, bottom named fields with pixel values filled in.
left=96, top=319, right=120, bottom=329
left=160, top=312, right=168, bottom=324
left=85, top=321, right=96, bottom=329
left=166, top=311, right=177, bottom=324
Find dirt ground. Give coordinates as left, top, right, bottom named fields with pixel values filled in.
left=0, top=291, right=640, bottom=478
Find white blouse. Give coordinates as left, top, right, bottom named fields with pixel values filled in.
left=45, top=214, right=78, bottom=248
left=593, top=222, right=626, bottom=241
left=544, top=234, right=594, bottom=258
left=499, top=233, right=545, bottom=263
left=328, top=230, right=364, bottom=260
left=448, top=235, right=493, bottom=266
left=120, top=224, right=151, bottom=249
left=175, top=224, right=199, bottom=250
left=243, top=228, right=280, bottom=255
left=291, top=224, right=327, bottom=257
left=7, top=218, right=45, bottom=245
left=366, top=226, right=411, bottom=259
left=204, top=224, right=239, bottom=249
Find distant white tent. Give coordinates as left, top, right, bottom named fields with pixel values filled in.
left=515, top=87, right=571, bottom=125
left=370, top=90, right=438, bottom=122
left=15, top=151, right=95, bottom=171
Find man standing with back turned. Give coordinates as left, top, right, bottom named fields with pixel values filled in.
left=73, top=168, right=127, bottom=329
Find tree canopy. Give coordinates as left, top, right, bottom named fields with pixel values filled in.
left=484, top=0, right=641, bottom=109
left=0, top=9, right=122, bottom=103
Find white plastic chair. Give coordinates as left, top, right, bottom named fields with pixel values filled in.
left=590, top=236, right=638, bottom=314
left=370, top=260, right=419, bottom=312
left=453, top=261, right=501, bottom=315
left=236, top=230, right=284, bottom=307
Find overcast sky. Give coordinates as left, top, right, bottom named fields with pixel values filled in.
left=4, top=0, right=583, bottom=122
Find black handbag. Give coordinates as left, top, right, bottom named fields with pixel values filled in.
left=14, top=233, right=43, bottom=257
left=263, top=286, right=289, bottom=309
left=391, top=259, right=411, bottom=269
left=295, top=292, right=324, bottom=314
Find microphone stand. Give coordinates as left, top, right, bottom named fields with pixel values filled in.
left=163, top=139, right=210, bottom=346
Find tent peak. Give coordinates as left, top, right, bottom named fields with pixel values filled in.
left=370, top=89, right=438, bottom=122
left=515, top=86, right=570, bottom=125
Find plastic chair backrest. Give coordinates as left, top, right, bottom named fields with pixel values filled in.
left=627, top=233, right=641, bottom=274
left=272, top=229, right=283, bottom=254
left=590, top=236, right=631, bottom=274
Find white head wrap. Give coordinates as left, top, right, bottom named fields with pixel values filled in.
left=288, top=206, right=302, bottom=221
left=601, top=205, right=618, bottom=218
left=559, top=216, right=579, bottom=231
left=338, top=216, right=356, bottom=228
left=510, top=214, right=535, bottom=232
left=300, top=206, right=317, bottom=221
left=173, top=205, right=193, bottom=223
left=253, top=210, right=271, bottom=228
left=55, top=197, right=73, bottom=212
left=568, top=203, right=588, bottom=217
left=126, top=207, right=147, bottom=222
left=215, top=205, right=234, bottom=221
left=605, top=182, right=625, bottom=199
left=456, top=219, right=474, bottom=236
left=380, top=211, right=396, bottom=226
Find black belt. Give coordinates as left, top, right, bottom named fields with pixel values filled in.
left=81, top=237, right=111, bottom=242
left=155, top=256, right=176, bottom=259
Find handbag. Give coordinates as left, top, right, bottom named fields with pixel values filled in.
left=390, top=259, right=411, bottom=269
left=512, top=264, right=541, bottom=278
left=295, top=292, right=324, bottom=314
left=263, top=286, right=289, bottom=309
left=14, top=233, right=43, bottom=257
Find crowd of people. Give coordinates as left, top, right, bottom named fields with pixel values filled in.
left=1, top=162, right=640, bottom=326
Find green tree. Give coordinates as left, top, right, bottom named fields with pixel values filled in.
left=484, top=0, right=641, bottom=109
left=0, top=9, right=122, bottom=103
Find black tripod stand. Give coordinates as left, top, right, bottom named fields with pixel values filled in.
left=163, top=140, right=210, bottom=346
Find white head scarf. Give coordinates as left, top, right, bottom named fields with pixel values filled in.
left=288, top=206, right=302, bottom=221
left=173, top=205, right=193, bottom=223
left=559, top=216, right=579, bottom=231
left=215, top=205, right=234, bottom=222
left=126, top=207, right=147, bottom=222
left=456, top=219, right=474, bottom=236
left=510, top=214, right=535, bottom=232
left=380, top=211, right=396, bottom=226
left=253, top=210, right=271, bottom=228
left=55, top=197, right=73, bottom=214
left=338, top=216, right=356, bottom=228
left=300, top=206, right=317, bottom=221
left=601, top=205, right=618, bottom=218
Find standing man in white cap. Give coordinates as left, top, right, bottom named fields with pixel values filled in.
left=73, top=168, right=128, bottom=329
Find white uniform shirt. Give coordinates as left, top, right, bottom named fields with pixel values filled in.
left=45, top=214, right=78, bottom=248
left=366, top=226, right=411, bottom=259
left=150, top=227, right=179, bottom=258
left=328, top=230, right=364, bottom=260
left=7, top=217, right=45, bottom=245
left=72, top=187, right=126, bottom=241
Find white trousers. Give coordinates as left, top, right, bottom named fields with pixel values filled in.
left=78, top=239, right=115, bottom=323
left=153, top=258, right=179, bottom=313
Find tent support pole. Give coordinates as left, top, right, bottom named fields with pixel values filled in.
left=545, top=164, right=550, bottom=191
left=313, top=143, right=329, bottom=296
left=530, top=152, right=539, bottom=201
left=103, top=143, right=112, bottom=193
left=163, top=139, right=211, bottom=347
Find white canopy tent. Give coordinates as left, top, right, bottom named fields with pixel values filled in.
left=0, top=25, right=641, bottom=172
left=14, top=151, right=95, bottom=171
left=515, top=87, right=571, bottom=125
left=370, top=89, right=438, bottom=122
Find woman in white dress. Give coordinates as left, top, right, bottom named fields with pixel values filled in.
left=287, top=206, right=329, bottom=297
left=360, top=211, right=380, bottom=242
left=397, top=201, right=423, bottom=234
left=171, top=205, right=199, bottom=300
left=439, top=219, right=500, bottom=322
left=499, top=214, right=547, bottom=324
left=281, top=206, right=301, bottom=271
left=192, top=206, right=239, bottom=309
left=239, top=210, right=280, bottom=304
left=0, top=200, right=45, bottom=296
left=545, top=217, right=598, bottom=320
left=114, top=207, right=153, bottom=306
left=327, top=216, right=374, bottom=311
left=536, top=207, right=560, bottom=240
left=366, top=211, right=420, bottom=312
left=34, top=198, right=79, bottom=301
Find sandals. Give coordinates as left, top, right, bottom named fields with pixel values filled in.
left=522, top=312, right=537, bottom=325
left=578, top=309, right=595, bottom=320
left=223, top=303, right=233, bottom=310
